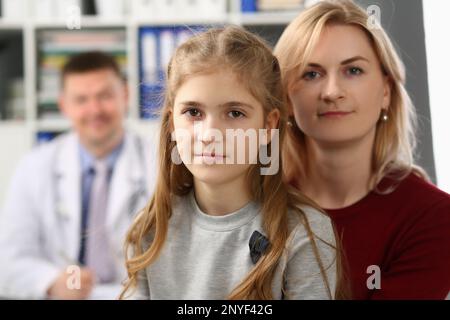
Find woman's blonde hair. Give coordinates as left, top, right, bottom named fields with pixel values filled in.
left=120, top=25, right=345, bottom=300
left=274, top=0, right=428, bottom=192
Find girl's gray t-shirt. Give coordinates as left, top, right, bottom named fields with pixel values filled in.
left=128, top=191, right=337, bottom=300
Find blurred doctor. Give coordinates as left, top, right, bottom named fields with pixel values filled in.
left=0, top=51, right=156, bottom=299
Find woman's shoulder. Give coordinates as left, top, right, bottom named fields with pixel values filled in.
left=403, top=171, right=448, bottom=195
left=401, top=173, right=450, bottom=229
left=393, top=172, right=450, bottom=213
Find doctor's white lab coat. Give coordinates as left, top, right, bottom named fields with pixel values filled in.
left=0, top=131, right=157, bottom=299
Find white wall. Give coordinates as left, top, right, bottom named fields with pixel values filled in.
left=0, top=123, right=33, bottom=207
left=423, top=0, right=450, bottom=193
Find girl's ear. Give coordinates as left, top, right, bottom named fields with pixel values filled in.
left=168, top=108, right=174, bottom=132
left=263, top=109, right=280, bottom=145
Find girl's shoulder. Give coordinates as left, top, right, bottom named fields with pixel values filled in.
left=282, top=205, right=337, bottom=299
left=286, top=205, right=336, bottom=250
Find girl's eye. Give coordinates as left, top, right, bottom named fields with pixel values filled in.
left=228, top=110, right=245, bottom=119
left=302, top=71, right=321, bottom=81
left=184, top=108, right=202, bottom=118
left=346, top=67, right=364, bottom=76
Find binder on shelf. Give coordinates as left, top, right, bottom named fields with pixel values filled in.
left=240, top=0, right=304, bottom=12
left=159, top=29, right=176, bottom=80
left=140, top=29, right=159, bottom=85
left=241, top=0, right=257, bottom=12
left=138, top=25, right=207, bottom=119
left=36, top=131, right=64, bottom=144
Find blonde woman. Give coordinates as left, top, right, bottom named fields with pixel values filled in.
left=120, top=26, right=340, bottom=300
left=275, top=0, right=450, bottom=299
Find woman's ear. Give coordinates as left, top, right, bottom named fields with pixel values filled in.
left=263, top=109, right=281, bottom=145
left=382, top=76, right=392, bottom=110
left=285, top=81, right=296, bottom=115
left=287, top=95, right=294, bottom=117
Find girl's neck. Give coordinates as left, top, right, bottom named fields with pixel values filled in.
left=301, top=131, right=375, bottom=210
left=193, top=175, right=252, bottom=216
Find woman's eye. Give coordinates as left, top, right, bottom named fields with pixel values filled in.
left=228, top=110, right=245, bottom=119
left=302, top=71, right=321, bottom=81
left=346, top=67, right=364, bottom=76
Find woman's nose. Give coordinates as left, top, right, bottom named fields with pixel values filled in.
left=321, top=74, right=345, bottom=102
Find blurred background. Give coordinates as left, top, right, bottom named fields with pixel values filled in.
left=0, top=0, right=449, bottom=208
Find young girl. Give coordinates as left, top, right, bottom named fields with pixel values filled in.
left=120, top=26, right=339, bottom=300
left=274, top=0, right=450, bottom=299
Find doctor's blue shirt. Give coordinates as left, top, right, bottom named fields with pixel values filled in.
left=78, top=140, right=124, bottom=265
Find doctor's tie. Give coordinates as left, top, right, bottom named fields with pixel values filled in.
left=86, top=160, right=116, bottom=283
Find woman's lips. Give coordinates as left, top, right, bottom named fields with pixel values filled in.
left=318, top=111, right=354, bottom=118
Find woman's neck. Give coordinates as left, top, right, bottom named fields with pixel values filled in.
left=193, top=175, right=252, bottom=216
left=301, top=132, right=375, bottom=209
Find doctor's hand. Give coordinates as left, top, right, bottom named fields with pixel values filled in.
left=47, top=267, right=95, bottom=300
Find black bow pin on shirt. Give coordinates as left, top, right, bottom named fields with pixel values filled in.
left=249, top=230, right=270, bottom=264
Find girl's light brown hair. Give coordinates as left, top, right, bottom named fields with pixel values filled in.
left=274, top=0, right=428, bottom=192
left=120, top=25, right=343, bottom=300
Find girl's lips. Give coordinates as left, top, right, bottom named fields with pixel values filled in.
left=194, top=154, right=227, bottom=161
left=193, top=154, right=227, bottom=164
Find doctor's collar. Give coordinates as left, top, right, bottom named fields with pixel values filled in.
left=79, top=139, right=124, bottom=174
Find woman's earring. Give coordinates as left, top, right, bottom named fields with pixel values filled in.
left=381, top=109, right=389, bottom=122
left=287, top=115, right=296, bottom=127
